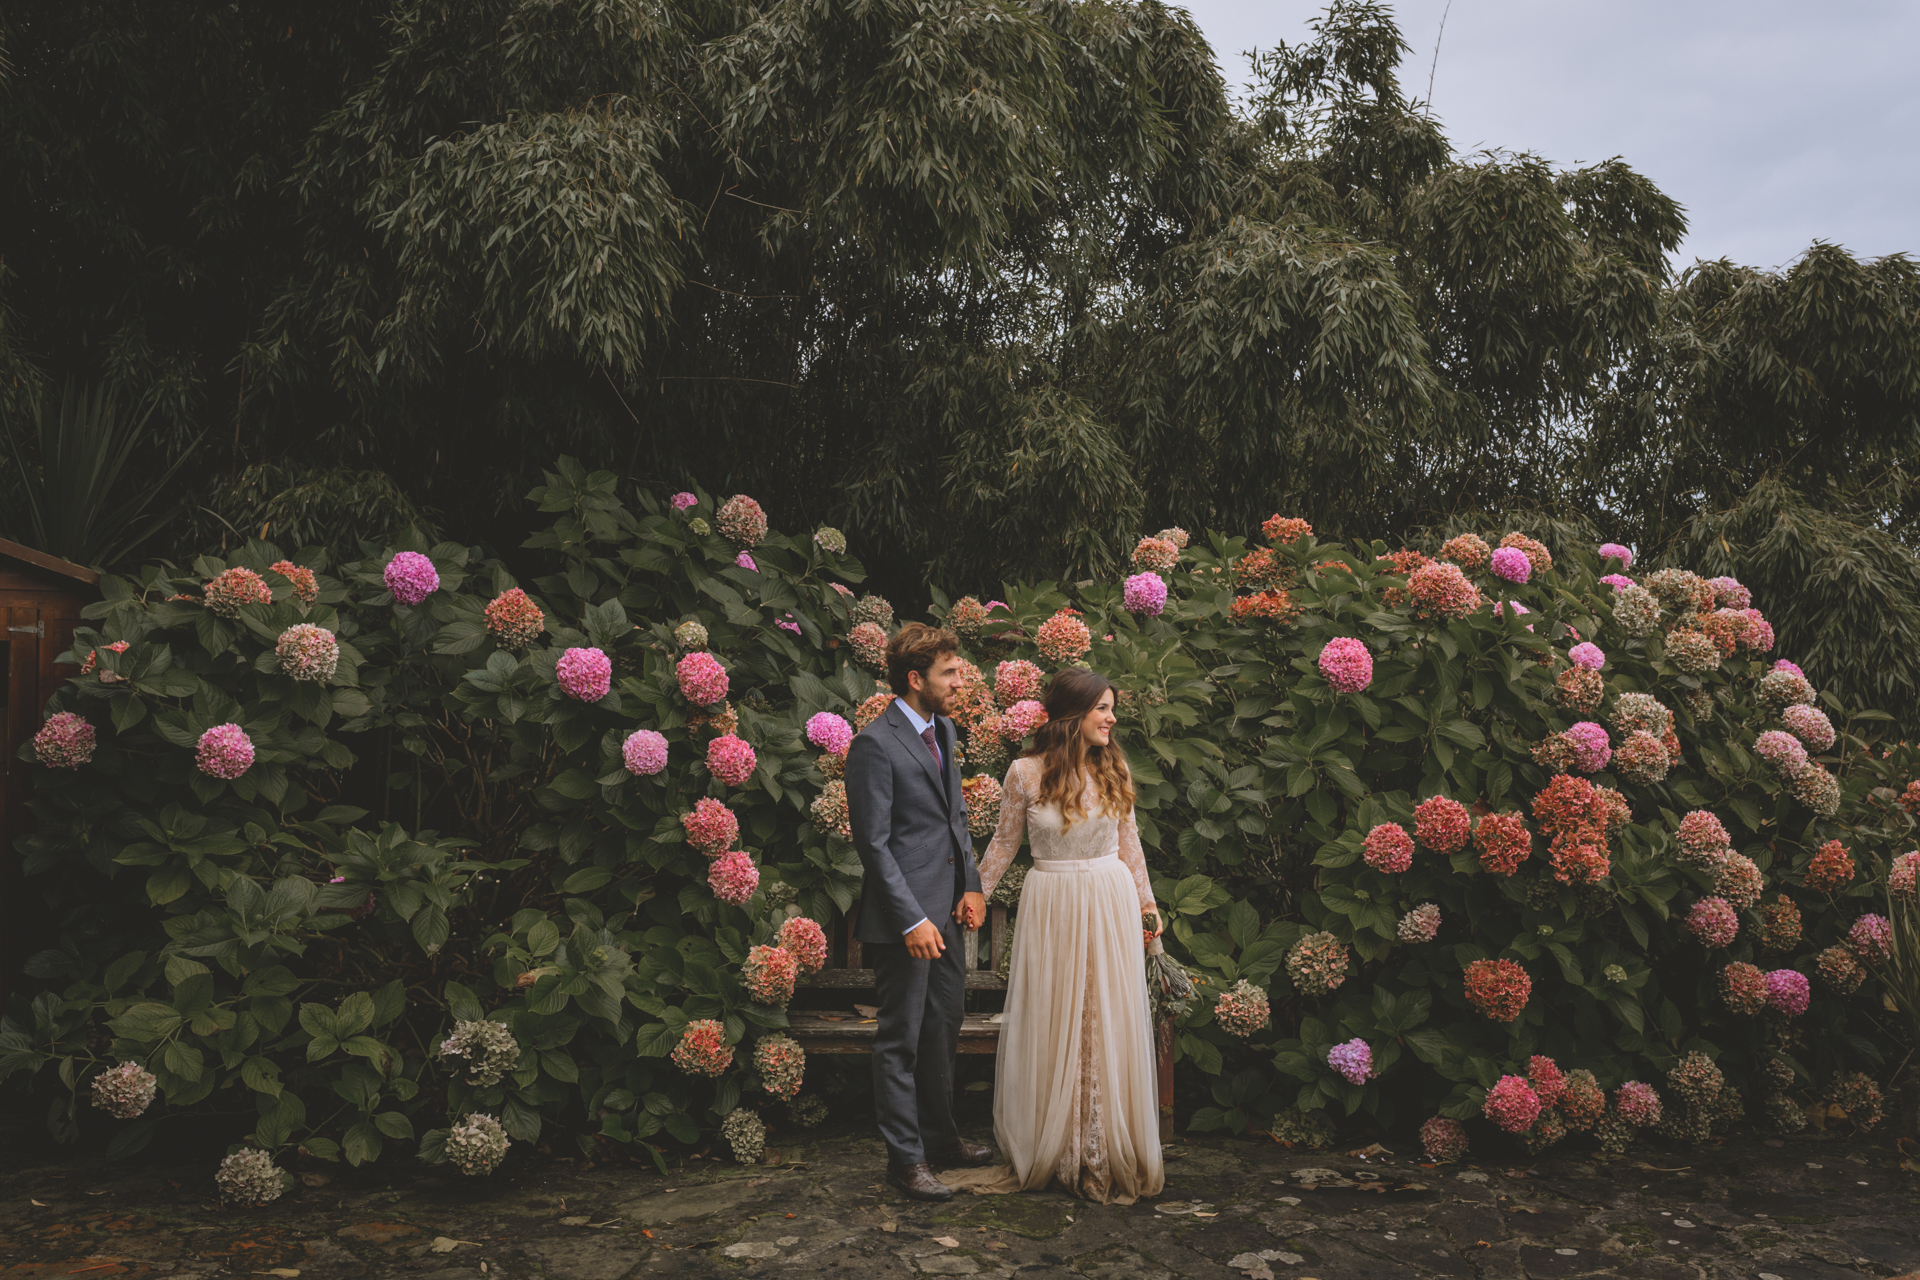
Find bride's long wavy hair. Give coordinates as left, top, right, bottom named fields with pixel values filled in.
left=1025, top=669, right=1134, bottom=826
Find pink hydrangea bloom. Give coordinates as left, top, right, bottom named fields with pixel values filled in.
left=1213, top=979, right=1271, bottom=1037
left=717, top=495, right=768, bottom=548
left=735, top=552, right=758, bottom=572
left=1494, top=600, right=1533, bottom=630
left=1327, top=1039, right=1374, bottom=1085
left=1568, top=642, right=1605, bottom=671
left=1035, top=610, right=1092, bottom=665
left=1754, top=729, right=1808, bottom=774
left=1740, top=609, right=1775, bottom=650
left=1677, top=809, right=1730, bottom=855
left=276, top=625, right=339, bottom=683
left=383, top=552, right=439, bottom=605
left=743, top=943, right=800, bottom=1006
left=776, top=614, right=801, bottom=635
left=1421, top=1115, right=1468, bottom=1161
left=671, top=1020, right=732, bottom=1075
left=1528, top=1055, right=1567, bottom=1109
left=204, top=566, right=272, bottom=617
left=670, top=492, right=697, bottom=512
left=1773, top=659, right=1805, bottom=679
left=1413, top=795, right=1472, bottom=852
left=1599, top=573, right=1635, bottom=590
left=1615, top=1081, right=1661, bottom=1126
left=1765, top=968, right=1810, bottom=1016
left=1408, top=562, right=1482, bottom=618
left=556, top=647, right=612, bottom=702
left=993, top=660, right=1045, bottom=707
left=1318, top=637, right=1373, bottom=692
left=1850, top=913, right=1893, bottom=963
left=1123, top=571, right=1168, bottom=617
left=1782, top=704, right=1835, bottom=752
left=1490, top=546, right=1532, bottom=583
left=196, top=723, right=254, bottom=779
left=1565, top=722, right=1612, bottom=773
left=709, top=849, right=759, bottom=904
left=805, top=712, right=854, bottom=756
left=1397, top=902, right=1441, bottom=943
left=1362, top=822, right=1414, bottom=873
left=1001, top=699, right=1048, bottom=741
left=677, top=652, right=729, bottom=705
left=90, top=1062, right=158, bottom=1119
left=1598, top=543, right=1634, bottom=567
left=779, top=917, right=829, bottom=973
left=707, top=734, right=758, bottom=786
left=1891, top=852, right=1919, bottom=901
left=623, top=730, right=668, bottom=776
left=1708, top=576, right=1751, bottom=609
left=33, top=712, right=95, bottom=769
left=1685, top=896, right=1739, bottom=948
left=1483, top=1076, right=1543, bottom=1133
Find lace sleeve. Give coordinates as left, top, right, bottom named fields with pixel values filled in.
left=1118, top=806, right=1156, bottom=913
left=977, top=760, right=1032, bottom=900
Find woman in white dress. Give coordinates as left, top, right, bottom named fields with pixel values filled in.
left=941, top=669, right=1166, bottom=1204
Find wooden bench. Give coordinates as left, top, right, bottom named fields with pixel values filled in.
left=785, top=902, right=1015, bottom=1053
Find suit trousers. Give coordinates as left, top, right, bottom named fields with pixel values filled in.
left=868, top=916, right=966, bottom=1166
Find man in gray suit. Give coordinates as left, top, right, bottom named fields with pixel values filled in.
left=844, top=621, right=992, bottom=1201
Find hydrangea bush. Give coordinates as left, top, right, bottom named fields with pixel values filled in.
left=1, top=467, right=1912, bottom=1171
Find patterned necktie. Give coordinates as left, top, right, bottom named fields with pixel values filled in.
left=920, top=724, right=941, bottom=772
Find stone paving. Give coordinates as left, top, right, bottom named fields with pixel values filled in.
left=2, top=1112, right=1917, bottom=1279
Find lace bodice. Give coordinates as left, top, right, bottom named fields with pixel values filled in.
left=979, top=757, right=1155, bottom=911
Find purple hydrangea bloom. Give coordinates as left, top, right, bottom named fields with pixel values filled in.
left=384, top=552, right=439, bottom=605
left=1765, top=968, right=1810, bottom=1016
left=1490, top=546, right=1532, bottom=583
left=735, top=552, right=757, bottom=572
left=1327, top=1038, right=1374, bottom=1085
left=1569, top=642, right=1605, bottom=671
left=1566, top=721, right=1612, bottom=773
left=623, top=730, right=669, bottom=776
left=1123, top=571, right=1168, bottom=617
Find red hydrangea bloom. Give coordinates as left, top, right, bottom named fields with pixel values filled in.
left=1893, top=851, right=1920, bottom=901
left=743, top=943, right=799, bottom=1005
left=1804, top=840, right=1854, bottom=891
left=1759, top=898, right=1803, bottom=951
left=485, top=588, right=546, bottom=649
left=1677, top=810, right=1729, bottom=856
left=1498, top=532, right=1553, bottom=573
left=1615, top=1081, right=1661, bottom=1126
left=1463, top=959, right=1531, bottom=1021
left=1527, top=1055, right=1566, bottom=1109
left=1262, top=515, right=1312, bottom=544
left=1816, top=946, right=1864, bottom=995
left=682, top=797, right=740, bottom=855
left=269, top=560, right=319, bottom=607
left=1719, top=961, right=1769, bottom=1015
left=1362, top=822, right=1414, bottom=873
left=1131, top=537, right=1179, bottom=573
left=1559, top=1070, right=1606, bottom=1130
left=1437, top=533, right=1490, bottom=571
left=1483, top=1075, right=1543, bottom=1132
left=1414, top=795, right=1472, bottom=853
left=1409, top=562, right=1482, bottom=619
left=1473, top=812, right=1532, bottom=876
left=854, top=691, right=894, bottom=730
left=204, top=566, right=272, bottom=617
left=1035, top=610, right=1092, bottom=665
left=671, top=1020, right=733, bottom=1076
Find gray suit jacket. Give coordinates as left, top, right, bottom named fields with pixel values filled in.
left=844, top=699, right=981, bottom=944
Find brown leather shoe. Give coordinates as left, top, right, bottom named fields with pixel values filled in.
left=886, top=1160, right=955, bottom=1202
left=927, top=1138, right=994, bottom=1169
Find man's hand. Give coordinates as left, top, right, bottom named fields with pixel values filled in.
left=953, top=891, right=987, bottom=931
left=905, top=919, right=946, bottom=959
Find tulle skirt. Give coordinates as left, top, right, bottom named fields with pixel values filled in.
left=940, top=854, right=1164, bottom=1204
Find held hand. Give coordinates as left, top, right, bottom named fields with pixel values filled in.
left=953, top=891, right=987, bottom=931
left=1143, top=906, right=1164, bottom=942
left=905, top=919, right=946, bottom=959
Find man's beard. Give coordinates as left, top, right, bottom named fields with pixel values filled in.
left=922, top=686, right=951, bottom=716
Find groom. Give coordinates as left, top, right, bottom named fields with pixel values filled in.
left=845, top=621, right=993, bottom=1201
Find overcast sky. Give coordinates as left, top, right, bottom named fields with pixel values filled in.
left=1179, top=0, right=1920, bottom=272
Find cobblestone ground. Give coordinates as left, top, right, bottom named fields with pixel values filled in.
left=2, top=1116, right=1917, bottom=1279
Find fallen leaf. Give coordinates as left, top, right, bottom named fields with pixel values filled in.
left=85, top=1191, right=110, bottom=1196
left=560, top=1215, right=590, bottom=1226
left=988, top=1242, right=1009, bottom=1250
left=1248, top=1268, right=1275, bottom=1280
left=933, top=1236, right=961, bottom=1247
left=854, top=1004, right=880, bottom=1017
left=257, top=1270, right=301, bottom=1278
left=748, top=1178, right=772, bottom=1187
left=1345, top=1143, right=1391, bottom=1159
left=587, top=1220, right=621, bottom=1229
left=430, top=1238, right=479, bottom=1253
left=1193, top=1211, right=1219, bottom=1218
left=882, top=1222, right=897, bottom=1233
left=30, top=1199, right=48, bottom=1207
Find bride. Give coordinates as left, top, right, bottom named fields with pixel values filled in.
left=941, top=669, right=1165, bottom=1204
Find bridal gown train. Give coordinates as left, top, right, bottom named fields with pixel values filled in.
left=939, top=756, right=1165, bottom=1204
